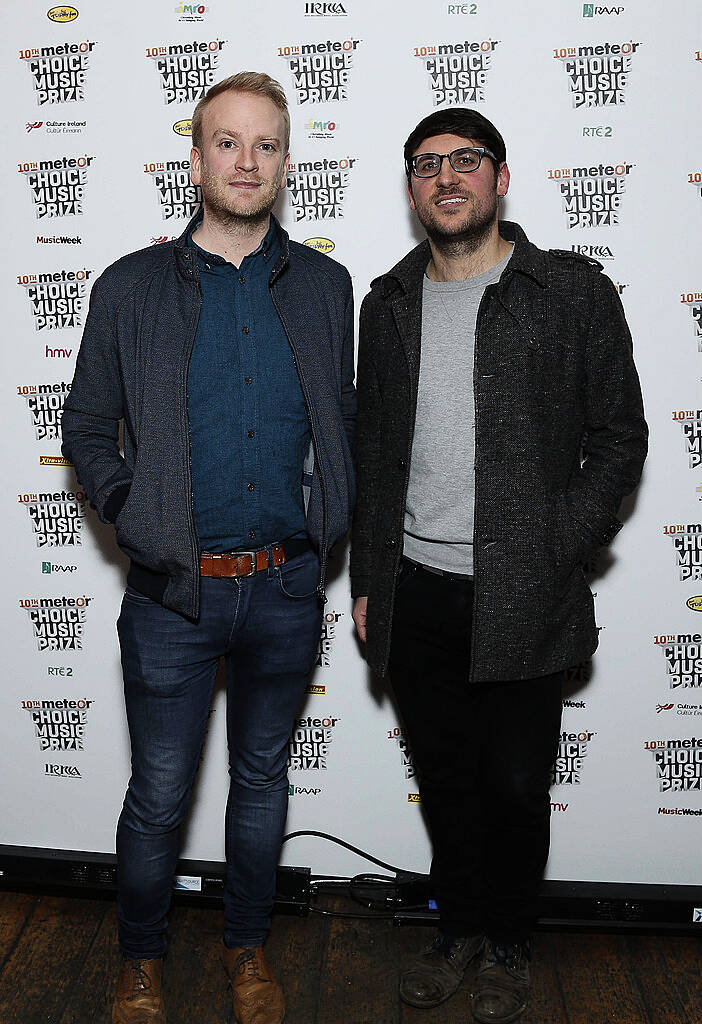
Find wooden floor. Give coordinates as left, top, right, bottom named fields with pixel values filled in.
left=0, top=889, right=699, bottom=1023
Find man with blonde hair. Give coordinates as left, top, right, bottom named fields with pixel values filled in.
left=63, top=71, right=355, bottom=1024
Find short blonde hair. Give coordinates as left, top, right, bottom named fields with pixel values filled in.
left=191, top=72, right=290, bottom=152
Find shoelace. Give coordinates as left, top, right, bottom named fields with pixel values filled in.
left=236, top=948, right=265, bottom=981
left=126, top=960, right=153, bottom=999
left=485, top=942, right=528, bottom=971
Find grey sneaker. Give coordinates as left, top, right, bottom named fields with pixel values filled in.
left=400, top=932, right=485, bottom=1008
left=471, top=939, right=531, bottom=1023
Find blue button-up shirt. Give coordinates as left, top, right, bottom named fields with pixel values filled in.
left=187, top=219, right=311, bottom=552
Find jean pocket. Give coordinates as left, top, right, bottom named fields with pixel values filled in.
left=395, top=558, right=419, bottom=592
left=277, top=550, right=320, bottom=600
left=123, top=585, right=155, bottom=606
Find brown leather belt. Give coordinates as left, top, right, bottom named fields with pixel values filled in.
left=200, top=539, right=309, bottom=579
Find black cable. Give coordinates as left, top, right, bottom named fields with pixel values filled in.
left=281, top=829, right=411, bottom=874
left=308, top=905, right=395, bottom=921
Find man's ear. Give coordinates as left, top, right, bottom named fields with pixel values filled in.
left=190, top=146, right=202, bottom=186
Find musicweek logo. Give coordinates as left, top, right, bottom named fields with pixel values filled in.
left=19, top=40, right=96, bottom=105
left=413, top=38, right=500, bottom=105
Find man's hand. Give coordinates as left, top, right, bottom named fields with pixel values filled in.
left=353, top=596, right=368, bottom=643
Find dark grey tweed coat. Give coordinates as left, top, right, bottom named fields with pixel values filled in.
left=350, top=221, right=647, bottom=681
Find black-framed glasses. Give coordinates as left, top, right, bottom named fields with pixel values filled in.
left=408, top=146, right=497, bottom=178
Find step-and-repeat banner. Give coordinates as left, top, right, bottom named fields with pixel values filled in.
left=1, top=1, right=701, bottom=892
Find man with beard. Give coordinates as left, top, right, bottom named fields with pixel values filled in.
left=351, top=108, right=646, bottom=1022
left=62, top=72, right=355, bottom=1024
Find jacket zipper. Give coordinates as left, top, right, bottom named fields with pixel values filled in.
left=270, top=288, right=329, bottom=603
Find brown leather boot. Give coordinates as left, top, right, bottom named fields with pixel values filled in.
left=223, top=946, right=285, bottom=1024
left=112, top=957, right=166, bottom=1024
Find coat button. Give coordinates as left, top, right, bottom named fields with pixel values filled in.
left=385, top=538, right=397, bottom=549
left=398, top=458, right=406, bottom=470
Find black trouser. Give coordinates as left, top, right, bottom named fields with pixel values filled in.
left=388, top=560, right=563, bottom=944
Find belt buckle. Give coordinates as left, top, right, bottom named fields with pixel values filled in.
left=235, top=550, right=259, bottom=577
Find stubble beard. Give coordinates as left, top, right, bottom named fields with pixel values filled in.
left=418, top=189, right=498, bottom=258
left=198, top=163, right=282, bottom=232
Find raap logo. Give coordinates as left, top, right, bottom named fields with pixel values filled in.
left=145, top=39, right=226, bottom=104
left=278, top=37, right=360, bottom=104
left=288, top=714, right=339, bottom=769
left=316, top=610, right=343, bottom=667
left=18, top=154, right=94, bottom=218
left=664, top=524, right=702, bottom=582
left=144, top=160, right=201, bottom=220
left=571, top=243, right=614, bottom=259
left=413, top=39, right=500, bottom=105
left=19, top=41, right=96, bottom=105
left=646, top=736, right=702, bottom=791
left=21, top=697, right=93, bottom=750
left=20, top=594, right=92, bottom=651
left=551, top=729, right=596, bottom=784
left=17, top=267, right=91, bottom=331
left=553, top=41, right=640, bottom=106
left=18, top=490, right=86, bottom=548
left=42, top=561, right=78, bottom=574
left=689, top=172, right=702, bottom=199
left=387, top=726, right=415, bottom=780
left=583, top=4, right=625, bottom=15
left=18, top=381, right=71, bottom=440
left=48, top=7, right=79, bottom=22
left=173, top=119, right=192, bottom=136
left=653, top=632, right=702, bottom=689
left=175, top=2, right=208, bottom=22
left=304, top=2, right=347, bottom=14
left=547, top=161, right=633, bottom=228
left=304, top=117, right=339, bottom=140
left=680, top=292, right=702, bottom=352
left=672, top=410, right=702, bottom=469
left=304, top=237, right=335, bottom=254
left=26, top=121, right=44, bottom=132
left=286, top=156, right=355, bottom=221
left=289, top=784, right=322, bottom=795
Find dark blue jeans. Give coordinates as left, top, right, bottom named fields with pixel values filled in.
left=388, top=560, right=563, bottom=944
left=115, top=547, right=321, bottom=959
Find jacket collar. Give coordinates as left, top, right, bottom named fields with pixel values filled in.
left=173, top=208, right=290, bottom=281
left=375, top=220, right=547, bottom=298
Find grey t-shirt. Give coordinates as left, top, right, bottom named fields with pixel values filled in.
left=403, top=247, right=513, bottom=574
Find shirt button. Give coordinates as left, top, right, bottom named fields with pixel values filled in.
left=242, top=326, right=250, bottom=334
left=249, top=529, right=256, bottom=540
left=240, top=276, right=246, bottom=285
left=245, top=377, right=252, bottom=385
left=248, top=482, right=255, bottom=492
left=247, top=429, right=255, bottom=438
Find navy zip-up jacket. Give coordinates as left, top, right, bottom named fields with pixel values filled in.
left=61, top=212, right=356, bottom=619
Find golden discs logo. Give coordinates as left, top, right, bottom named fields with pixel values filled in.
left=316, top=609, right=343, bottom=667
left=553, top=40, right=640, bottom=106
left=672, top=410, right=702, bottom=469
left=387, top=726, right=415, bottom=780
left=20, top=594, right=93, bottom=651
left=19, top=41, right=96, bottom=105
left=413, top=39, right=500, bottom=105
left=18, top=382, right=70, bottom=440
left=664, top=524, right=702, bottom=582
left=680, top=292, right=702, bottom=352
left=646, top=736, right=702, bottom=792
left=18, top=154, right=93, bottom=218
left=144, top=160, right=201, bottom=220
left=654, top=632, right=702, bottom=689
left=288, top=714, right=339, bottom=769
left=547, top=162, right=633, bottom=228
left=18, top=489, right=86, bottom=548
left=286, top=156, right=355, bottom=221
left=551, top=729, right=596, bottom=784
left=146, top=39, right=226, bottom=104
left=278, top=37, right=360, bottom=104
left=17, top=267, right=91, bottom=331
left=22, top=697, right=93, bottom=751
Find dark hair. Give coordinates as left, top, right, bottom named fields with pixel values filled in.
left=404, top=108, right=506, bottom=179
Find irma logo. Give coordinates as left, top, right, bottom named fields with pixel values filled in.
left=48, top=6, right=79, bottom=22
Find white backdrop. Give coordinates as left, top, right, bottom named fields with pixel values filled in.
left=1, top=1, right=701, bottom=894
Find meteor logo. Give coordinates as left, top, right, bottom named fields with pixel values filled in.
left=146, top=39, right=226, bottom=104
left=664, top=524, right=702, bottom=582
left=18, top=154, right=93, bottom=218
left=17, top=267, right=91, bottom=330
left=20, top=594, right=93, bottom=651
left=680, top=292, right=702, bottom=352
left=672, top=410, right=702, bottom=469
left=278, top=37, right=360, bottom=104
left=551, top=729, right=596, bottom=784
left=18, top=381, right=70, bottom=440
left=19, top=40, right=96, bottom=105
left=18, top=490, right=85, bottom=547
left=553, top=40, right=640, bottom=107
left=144, top=160, right=201, bottom=219
left=654, top=632, right=702, bottom=689
left=286, top=156, right=355, bottom=221
left=414, top=39, right=499, bottom=105
left=22, top=697, right=93, bottom=751
left=646, top=736, right=702, bottom=791
left=547, top=161, right=633, bottom=228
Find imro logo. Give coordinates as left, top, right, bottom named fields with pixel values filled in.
left=305, top=117, right=339, bottom=140
left=414, top=39, right=500, bottom=105
left=547, top=162, right=633, bottom=228
left=278, top=37, right=360, bottom=104
left=19, top=40, right=96, bottom=105
left=145, top=39, right=226, bottom=104
left=553, top=40, right=640, bottom=107
left=175, top=2, right=208, bottom=21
